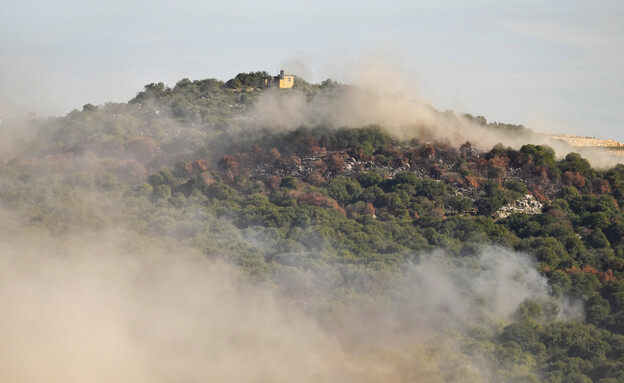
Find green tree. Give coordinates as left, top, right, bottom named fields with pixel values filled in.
left=356, top=171, right=383, bottom=188
left=324, top=176, right=362, bottom=205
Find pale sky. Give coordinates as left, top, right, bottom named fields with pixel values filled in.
left=1, top=0, right=623, bottom=140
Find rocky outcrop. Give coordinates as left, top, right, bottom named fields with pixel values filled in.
left=496, top=194, right=543, bottom=219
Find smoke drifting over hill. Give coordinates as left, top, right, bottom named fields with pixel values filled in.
left=0, top=221, right=576, bottom=382
left=3, top=62, right=623, bottom=381
left=251, top=59, right=622, bottom=168
left=0, top=230, right=351, bottom=382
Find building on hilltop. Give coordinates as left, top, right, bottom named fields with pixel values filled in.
left=276, top=70, right=294, bottom=88
left=264, top=70, right=294, bottom=89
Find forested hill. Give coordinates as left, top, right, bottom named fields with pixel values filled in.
left=5, top=72, right=533, bottom=181
left=3, top=72, right=624, bottom=382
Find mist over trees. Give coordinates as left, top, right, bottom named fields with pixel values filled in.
left=3, top=72, right=624, bottom=382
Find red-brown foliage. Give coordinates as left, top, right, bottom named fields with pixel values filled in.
left=326, top=153, right=346, bottom=173
left=463, top=175, right=481, bottom=189
left=565, top=265, right=619, bottom=284
left=594, top=179, right=611, bottom=195
left=531, top=165, right=549, bottom=183
left=218, top=155, right=240, bottom=181
left=351, top=150, right=372, bottom=162
left=275, top=154, right=302, bottom=167
left=270, top=147, right=281, bottom=161
left=421, top=145, right=435, bottom=159
left=251, top=144, right=263, bottom=154
left=489, top=155, right=510, bottom=169
left=186, top=159, right=209, bottom=177
left=303, top=170, right=326, bottom=186
left=530, top=188, right=547, bottom=202
left=509, top=150, right=530, bottom=168
left=293, top=137, right=324, bottom=156
left=562, top=171, right=586, bottom=189
left=293, top=190, right=345, bottom=215
left=476, top=158, right=489, bottom=172
left=250, top=144, right=265, bottom=163
left=265, top=175, right=282, bottom=191
left=441, top=172, right=463, bottom=185
left=198, top=172, right=216, bottom=188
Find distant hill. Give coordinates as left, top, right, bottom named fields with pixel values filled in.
left=552, top=134, right=624, bottom=157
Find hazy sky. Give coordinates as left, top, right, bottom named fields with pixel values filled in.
left=1, top=0, right=623, bottom=140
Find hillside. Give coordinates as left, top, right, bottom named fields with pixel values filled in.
left=3, top=73, right=624, bottom=382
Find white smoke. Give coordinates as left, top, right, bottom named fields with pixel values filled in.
left=249, top=57, right=623, bottom=168
left=0, top=225, right=574, bottom=382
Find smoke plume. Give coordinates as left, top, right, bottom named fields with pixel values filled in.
left=0, top=230, right=359, bottom=382
left=250, top=58, right=623, bottom=168
left=0, top=222, right=573, bottom=382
